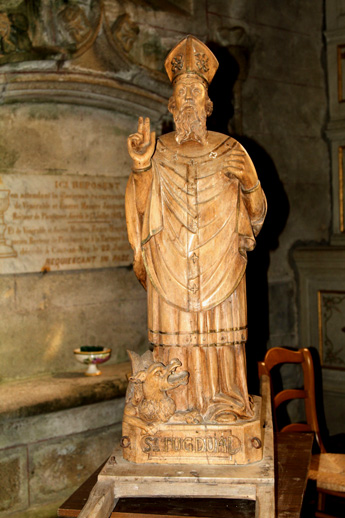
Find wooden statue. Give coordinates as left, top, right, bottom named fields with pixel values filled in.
left=123, top=35, right=267, bottom=464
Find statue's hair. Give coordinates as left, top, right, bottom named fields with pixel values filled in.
left=168, top=95, right=213, bottom=117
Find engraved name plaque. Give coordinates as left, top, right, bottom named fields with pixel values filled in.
left=122, top=396, right=263, bottom=465
left=140, top=432, right=242, bottom=457
left=0, top=174, right=131, bottom=274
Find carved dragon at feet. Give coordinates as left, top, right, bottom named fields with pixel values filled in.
left=123, top=350, right=201, bottom=433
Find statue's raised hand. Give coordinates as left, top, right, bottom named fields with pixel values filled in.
left=127, top=117, right=156, bottom=170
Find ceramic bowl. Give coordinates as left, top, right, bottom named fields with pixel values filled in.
left=74, top=347, right=112, bottom=376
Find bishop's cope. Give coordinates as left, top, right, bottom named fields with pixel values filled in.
left=125, top=36, right=267, bottom=427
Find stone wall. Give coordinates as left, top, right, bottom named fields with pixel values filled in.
left=0, top=0, right=329, bottom=379
left=198, top=1, right=329, bottom=380
left=0, top=398, right=124, bottom=518
left=0, top=0, right=333, bottom=516
left=0, top=103, right=154, bottom=380
left=224, top=2, right=329, bottom=347
left=0, top=362, right=127, bottom=517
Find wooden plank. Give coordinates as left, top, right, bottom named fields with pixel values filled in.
left=100, top=455, right=272, bottom=485
left=309, top=453, right=345, bottom=492
left=58, top=464, right=106, bottom=517
left=112, top=497, right=255, bottom=518
left=255, top=485, right=275, bottom=518
left=58, top=434, right=312, bottom=518
left=276, top=433, right=313, bottom=517
left=254, top=377, right=275, bottom=517
left=77, top=479, right=116, bottom=518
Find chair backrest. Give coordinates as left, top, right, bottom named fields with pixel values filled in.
left=258, top=347, right=326, bottom=453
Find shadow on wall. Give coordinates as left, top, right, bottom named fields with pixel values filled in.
left=206, top=42, right=290, bottom=394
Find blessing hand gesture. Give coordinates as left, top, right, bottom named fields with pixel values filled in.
left=127, top=117, right=156, bottom=170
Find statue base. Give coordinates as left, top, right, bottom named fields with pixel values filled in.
left=122, top=396, right=263, bottom=465
left=78, top=377, right=274, bottom=518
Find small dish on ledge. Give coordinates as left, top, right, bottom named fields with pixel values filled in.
left=74, top=346, right=112, bottom=376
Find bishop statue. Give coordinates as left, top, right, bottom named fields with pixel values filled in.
left=125, top=35, right=267, bottom=426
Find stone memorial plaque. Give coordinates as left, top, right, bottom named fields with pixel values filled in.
left=0, top=174, right=132, bottom=274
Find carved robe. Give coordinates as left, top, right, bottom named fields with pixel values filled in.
left=126, top=132, right=267, bottom=420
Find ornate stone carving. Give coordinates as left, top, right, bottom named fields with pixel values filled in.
left=57, top=3, right=93, bottom=45
left=110, top=13, right=139, bottom=54
left=0, top=0, right=102, bottom=64
left=30, top=0, right=102, bottom=57
left=0, top=11, right=31, bottom=63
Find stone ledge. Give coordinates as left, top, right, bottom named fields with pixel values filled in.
left=0, top=362, right=130, bottom=422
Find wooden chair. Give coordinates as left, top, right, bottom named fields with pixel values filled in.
left=258, top=347, right=326, bottom=452
left=258, top=347, right=345, bottom=518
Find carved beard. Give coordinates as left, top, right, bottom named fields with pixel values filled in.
left=173, top=104, right=207, bottom=145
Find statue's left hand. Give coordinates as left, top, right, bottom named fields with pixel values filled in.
left=225, top=142, right=258, bottom=191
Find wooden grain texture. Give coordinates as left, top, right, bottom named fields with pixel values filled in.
left=58, top=433, right=312, bottom=518
left=276, top=433, right=313, bottom=517
left=77, top=478, right=117, bottom=518
left=258, top=347, right=326, bottom=453
left=309, top=453, right=345, bottom=492
left=110, top=377, right=272, bottom=482
left=255, top=485, right=275, bottom=518
left=164, top=35, right=219, bottom=85
left=124, top=35, right=267, bottom=463
left=259, top=347, right=345, bottom=517
left=122, top=395, right=263, bottom=465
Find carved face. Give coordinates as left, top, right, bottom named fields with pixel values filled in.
left=173, top=76, right=207, bottom=114
left=130, top=358, right=189, bottom=396
left=169, top=75, right=212, bottom=145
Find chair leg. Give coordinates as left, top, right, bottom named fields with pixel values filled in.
left=317, top=489, right=326, bottom=511
left=315, top=513, right=339, bottom=518
left=315, top=488, right=345, bottom=518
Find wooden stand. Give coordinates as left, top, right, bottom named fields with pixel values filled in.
left=78, top=376, right=274, bottom=518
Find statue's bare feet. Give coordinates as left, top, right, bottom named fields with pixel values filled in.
left=168, top=409, right=203, bottom=424
left=214, top=411, right=237, bottom=423
left=204, top=403, right=241, bottom=423
left=184, top=409, right=203, bottom=424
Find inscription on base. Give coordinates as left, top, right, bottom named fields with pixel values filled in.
left=0, top=174, right=132, bottom=274
left=140, top=432, right=241, bottom=458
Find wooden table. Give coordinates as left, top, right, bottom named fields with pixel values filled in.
left=58, top=433, right=313, bottom=518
